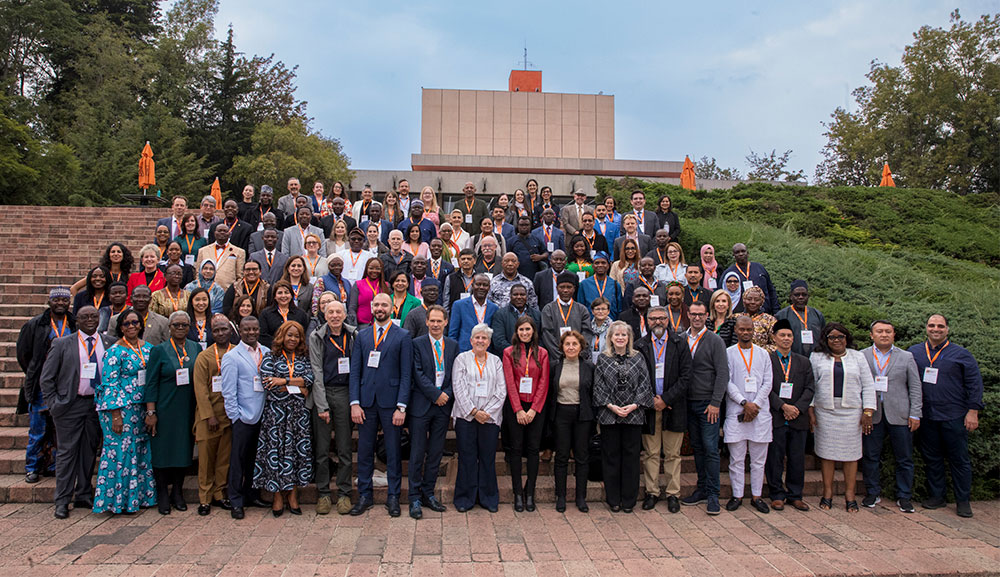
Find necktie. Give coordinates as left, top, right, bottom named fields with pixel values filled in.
left=266, top=251, right=273, bottom=267
left=577, top=205, right=583, bottom=224
left=434, top=340, right=444, bottom=371
left=377, top=326, right=384, bottom=343
left=86, top=336, right=99, bottom=392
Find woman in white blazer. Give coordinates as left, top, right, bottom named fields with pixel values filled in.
left=808, top=323, right=876, bottom=513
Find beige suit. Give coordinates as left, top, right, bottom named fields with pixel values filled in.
left=197, top=243, right=246, bottom=290
left=559, top=203, right=593, bottom=237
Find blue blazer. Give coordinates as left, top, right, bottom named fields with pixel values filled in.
left=320, top=273, right=354, bottom=303
left=448, top=297, right=498, bottom=353
left=531, top=225, right=565, bottom=254
left=410, top=335, right=459, bottom=417
left=430, top=259, right=455, bottom=283
left=595, top=218, right=620, bottom=248
left=397, top=218, right=438, bottom=244
left=349, top=323, right=412, bottom=409
left=578, top=275, right=622, bottom=320
left=359, top=218, right=394, bottom=245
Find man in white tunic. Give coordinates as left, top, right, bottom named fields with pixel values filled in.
left=725, top=316, right=773, bottom=513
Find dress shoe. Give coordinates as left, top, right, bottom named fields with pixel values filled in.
left=956, top=501, right=973, bottom=518
left=576, top=498, right=589, bottom=513
left=337, top=496, right=353, bottom=515
left=158, top=502, right=171, bottom=515
left=922, top=496, right=946, bottom=510
left=249, top=497, right=272, bottom=508
left=197, top=504, right=211, bottom=516
left=386, top=496, right=401, bottom=517
left=409, top=500, right=423, bottom=519
left=54, top=503, right=69, bottom=519
left=350, top=496, right=374, bottom=516
left=513, top=493, right=524, bottom=512
left=751, top=498, right=770, bottom=514
left=642, top=494, right=658, bottom=510
left=725, top=497, right=742, bottom=511
left=425, top=496, right=447, bottom=512
left=555, top=494, right=566, bottom=512
left=231, top=507, right=245, bottom=519
left=171, top=499, right=187, bottom=512
left=681, top=490, right=706, bottom=506
left=609, top=504, right=621, bottom=512
left=211, top=498, right=232, bottom=511
left=288, top=505, right=302, bottom=515
left=706, top=495, right=721, bottom=515
left=25, top=471, right=39, bottom=484
left=525, top=493, right=536, bottom=512
left=482, top=503, right=498, bottom=513
left=74, top=497, right=94, bottom=510
left=622, top=506, right=634, bottom=513
left=771, top=500, right=785, bottom=511
left=789, top=499, right=810, bottom=511
left=455, top=504, right=472, bottom=513
left=272, top=506, right=283, bottom=518
left=666, top=496, right=680, bottom=513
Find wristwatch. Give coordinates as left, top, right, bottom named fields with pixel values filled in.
left=397, top=406, right=406, bottom=414
left=145, top=410, right=157, bottom=417
left=740, top=400, right=747, bottom=407
left=863, top=409, right=874, bottom=417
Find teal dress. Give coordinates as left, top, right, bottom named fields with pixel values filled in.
left=143, top=339, right=199, bottom=469
left=94, top=342, right=156, bottom=513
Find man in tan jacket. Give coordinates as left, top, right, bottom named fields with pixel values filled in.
left=197, top=223, right=245, bottom=290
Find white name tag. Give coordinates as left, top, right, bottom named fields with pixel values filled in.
left=475, top=380, right=488, bottom=397
left=779, top=381, right=794, bottom=399
left=286, top=385, right=301, bottom=395
left=460, top=292, right=470, bottom=300
left=744, top=376, right=757, bottom=392
left=742, top=280, right=754, bottom=291
left=253, top=376, right=264, bottom=392
left=592, top=351, right=601, bottom=363
left=547, top=242, right=555, bottom=252
left=391, top=319, right=401, bottom=326
left=82, top=363, right=97, bottom=379
left=875, top=375, right=889, bottom=392
left=577, top=272, right=587, bottom=282
left=519, top=376, right=533, bottom=395
left=338, top=357, right=350, bottom=374
left=199, top=341, right=207, bottom=350
left=185, top=254, right=195, bottom=266
left=465, top=214, right=473, bottom=223
left=800, top=330, right=814, bottom=344
left=203, top=230, right=209, bottom=239
left=655, top=363, right=665, bottom=379
left=137, top=370, right=146, bottom=385
left=212, top=376, right=222, bottom=392
left=708, top=278, right=717, bottom=290
left=649, top=295, right=660, bottom=307
left=590, top=250, right=596, bottom=259
left=559, top=326, right=571, bottom=336
left=175, top=368, right=190, bottom=386
left=368, top=351, right=381, bottom=368
left=923, top=367, right=938, bottom=384
left=435, top=370, right=445, bottom=388
left=484, top=273, right=493, bottom=281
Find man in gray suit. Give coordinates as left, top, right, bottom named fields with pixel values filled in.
left=281, top=206, right=326, bottom=258
left=559, top=189, right=593, bottom=236
left=39, top=306, right=114, bottom=519
left=247, top=212, right=284, bottom=255
left=250, top=228, right=288, bottom=285
left=108, top=286, right=168, bottom=345
left=861, top=319, right=922, bottom=512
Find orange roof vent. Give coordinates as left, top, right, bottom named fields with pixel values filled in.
left=509, top=70, right=541, bottom=92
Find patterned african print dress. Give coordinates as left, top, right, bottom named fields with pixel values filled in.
left=94, top=342, right=157, bottom=513
left=736, top=312, right=777, bottom=352
left=253, top=351, right=314, bottom=492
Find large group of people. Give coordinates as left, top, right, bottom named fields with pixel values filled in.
left=18, top=178, right=984, bottom=523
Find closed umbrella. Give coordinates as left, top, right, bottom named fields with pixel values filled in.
left=680, top=155, right=696, bottom=190
left=879, top=163, right=895, bottom=187
left=138, top=141, right=156, bottom=193
left=210, top=177, right=222, bottom=209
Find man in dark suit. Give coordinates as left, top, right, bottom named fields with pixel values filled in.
left=427, top=239, right=455, bottom=283
left=765, top=319, right=815, bottom=512
left=397, top=200, right=438, bottom=244
left=157, top=195, right=188, bottom=238
left=682, top=264, right=713, bottom=307
left=629, top=189, right=658, bottom=237
left=247, top=213, right=285, bottom=255
left=319, top=197, right=357, bottom=238
left=349, top=293, right=412, bottom=517
left=533, top=250, right=566, bottom=311
left=249, top=228, right=288, bottom=285
left=408, top=305, right=458, bottom=519
left=209, top=199, right=254, bottom=253
left=531, top=208, right=565, bottom=255
left=38, top=306, right=112, bottom=519
left=637, top=306, right=691, bottom=513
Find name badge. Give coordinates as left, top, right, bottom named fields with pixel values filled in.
left=199, top=341, right=207, bottom=350
left=519, top=376, right=533, bottom=395
left=559, top=326, right=571, bottom=336
left=286, top=385, right=301, bottom=395
left=175, top=368, right=190, bottom=386
left=185, top=254, right=195, bottom=266
left=800, top=330, right=814, bottom=344
left=253, top=376, right=264, bottom=392
left=655, top=363, right=665, bottom=379
left=338, top=357, right=350, bottom=374
left=212, top=376, right=222, bottom=392
left=577, top=272, right=587, bottom=282
left=435, top=370, right=445, bottom=388
left=475, top=380, right=488, bottom=397
left=923, top=367, right=938, bottom=384
left=779, top=381, right=794, bottom=399
left=744, top=376, right=757, bottom=392
left=592, top=350, right=601, bottom=363
left=465, top=214, right=473, bottom=223
left=484, top=273, right=493, bottom=281
left=137, top=370, right=146, bottom=385
left=547, top=242, right=555, bottom=252
left=590, top=250, right=596, bottom=259
left=649, top=295, right=660, bottom=307
left=82, top=363, right=97, bottom=379
left=875, top=375, right=889, bottom=392
left=708, top=278, right=717, bottom=290
left=202, top=230, right=209, bottom=239
left=368, top=351, right=381, bottom=368
left=460, top=292, right=470, bottom=300
left=257, top=222, right=264, bottom=232
left=391, top=319, right=401, bottom=327
left=742, top=280, right=754, bottom=291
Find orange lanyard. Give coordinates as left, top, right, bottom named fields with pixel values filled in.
left=652, top=336, right=666, bottom=364
left=583, top=233, right=595, bottom=250
left=639, top=276, right=657, bottom=293
left=924, top=341, right=949, bottom=367
left=543, top=226, right=552, bottom=243
left=474, top=301, right=487, bottom=323
left=464, top=199, right=475, bottom=215
left=482, top=259, right=495, bottom=273
left=656, top=247, right=666, bottom=265
left=668, top=262, right=680, bottom=281
left=738, top=345, right=754, bottom=375
left=595, top=276, right=608, bottom=298
left=79, top=333, right=97, bottom=359
left=634, top=210, right=644, bottom=227
left=349, top=251, right=363, bottom=268
left=243, top=279, right=260, bottom=296
left=328, top=333, right=347, bottom=355
left=304, top=255, right=320, bottom=276
left=183, top=235, right=195, bottom=254
left=282, top=351, right=295, bottom=380
left=373, top=323, right=389, bottom=350
left=392, top=295, right=405, bottom=319
left=639, top=315, right=646, bottom=334
left=196, top=318, right=206, bottom=341
left=214, top=244, right=227, bottom=262
left=214, top=343, right=231, bottom=372
left=299, top=226, right=310, bottom=243
left=688, top=329, right=706, bottom=355
left=462, top=276, right=473, bottom=292
left=432, top=338, right=444, bottom=369
left=665, top=309, right=681, bottom=332
left=124, top=340, right=146, bottom=368
left=792, top=306, right=808, bottom=327
left=159, top=245, right=167, bottom=259
left=165, top=287, right=182, bottom=312
left=50, top=318, right=67, bottom=338
left=93, top=292, right=104, bottom=309
left=735, top=262, right=750, bottom=280
left=278, top=307, right=289, bottom=322
left=170, top=339, right=188, bottom=366
left=474, top=355, right=486, bottom=379
left=873, top=347, right=891, bottom=376
left=364, top=277, right=380, bottom=296
left=558, top=300, right=574, bottom=326
left=777, top=352, right=792, bottom=382
left=431, top=260, right=441, bottom=278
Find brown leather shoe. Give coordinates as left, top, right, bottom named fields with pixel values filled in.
left=789, top=499, right=810, bottom=511
left=771, top=500, right=785, bottom=511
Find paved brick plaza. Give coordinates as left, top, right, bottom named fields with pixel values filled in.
left=0, top=500, right=997, bottom=576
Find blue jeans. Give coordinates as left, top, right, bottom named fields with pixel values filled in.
left=861, top=418, right=914, bottom=499
left=918, top=417, right=971, bottom=503
left=26, top=387, right=55, bottom=474
left=687, top=399, right=720, bottom=497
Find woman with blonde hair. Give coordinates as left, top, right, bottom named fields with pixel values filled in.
left=127, top=243, right=167, bottom=303
left=610, top=238, right=641, bottom=294
left=654, top=242, right=687, bottom=285
left=326, top=220, right=350, bottom=256
left=419, top=186, right=443, bottom=231
left=708, top=289, right=737, bottom=346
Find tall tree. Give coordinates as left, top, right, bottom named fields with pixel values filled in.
left=815, top=11, right=1000, bottom=194
left=227, top=118, right=351, bottom=190
left=745, top=149, right=806, bottom=182
left=695, top=156, right=742, bottom=181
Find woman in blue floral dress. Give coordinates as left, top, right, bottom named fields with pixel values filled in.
left=254, top=320, right=314, bottom=516
left=93, top=309, right=157, bottom=514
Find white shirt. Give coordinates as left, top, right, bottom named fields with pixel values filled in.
left=337, top=248, right=376, bottom=282
left=687, top=327, right=707, bottom=356
left=724, top=343, right=773, bottom=443
left=77, top=332, right=105, bottom=396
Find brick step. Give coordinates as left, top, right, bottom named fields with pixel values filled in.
left=0, top=409, right=28, bottom=427
left=1, top=373, right=22, bottom=389
left=0, top=358, right=21, bottom=373
left=0, top=387, right=20, bottom=406
left=0, top=283, right=61, bottom=294
left=0, top=275, right=82, bottom=285
left=0, top=293, right=65, bottom=305
left=0, top=427, right=29, bottom=449
left=0, top=318, right=33, bottom=332
left=0, top=341, right=19, bottom=355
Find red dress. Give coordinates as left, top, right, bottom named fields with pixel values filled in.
left=126, top=270, right=165, bottom=305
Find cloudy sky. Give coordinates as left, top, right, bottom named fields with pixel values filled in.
left=211, top=0, right=992, bottom=181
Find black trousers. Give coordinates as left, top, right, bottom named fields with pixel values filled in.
left=52, top=396, right=101, bottom=506
left=153, top=467, right=185, bottom=504
left=408, top=404, right=451, bottom=502
left=765, top=424, right=808, bottom=502
left=228, top=420, right=261, bottom=508
left=502, top=403, right=545, bottom=495
left=454, top=419, right=500, bottom=510
left=601, top=423, right=642, bottom=508
left=552, top=404, right=590, bottom=498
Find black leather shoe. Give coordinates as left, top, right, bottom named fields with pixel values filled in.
left=751, top=498, right=770, bottom=514
left=350, top=496, right=374, bottom=516
left=54, top=503, right=69, bottom=519
left=211, top=499, right=232, bottom=511
left=726, top=497, right=743, bottom=511
left=622, top=506, right=634, bottom=513
left=642, top=494, right=658, bottom=510
left=25, top=471, right=39, bottom=484
left=171, top=499, right=187, bottom=512
left=666, top=495, right=680, bottom=514
left=198, top=504, right=211, bottom=516
left=249, top=497, right=272, bottom=508
left=481, top=503, right=498, bottom=513
left=231, top=507, right=245, bottom=519
left=455, top=504, right=472, bottom=513
left=74, top=497, right=94, bottom=510
left=409, top=501, right=423, bottom=520
left=609, top=504, right=621, bottom=512
left=288, top=506, right=302, bottom=516
left=158, top=503, right=171, bottom=515
left=555, top=494, right=566, bottom=512
left=386, top=496, right=401, bottom=517
left=272, top=506, right=283, bottom=518
left=525, top=493, right=536, bottom=512
left=513, top=493, right=524, bottom=512
left=425, top=496, right=447, bottom=512
left=576, top=498, right=589, bottom=513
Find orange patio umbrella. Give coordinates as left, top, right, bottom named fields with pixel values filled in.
left=680, top=155, right=696, bottom=190
left=210, top=177, right=222, bottom=209
left=879, top=163, right=895, bottom=187
left=138, top=141, right=155, bottom=192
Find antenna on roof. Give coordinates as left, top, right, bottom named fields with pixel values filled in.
left=521, top=42, right=534, bottom=70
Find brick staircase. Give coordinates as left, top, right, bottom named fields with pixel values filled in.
left=0, top=205, right=861, bottom=505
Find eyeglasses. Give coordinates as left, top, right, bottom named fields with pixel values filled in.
left=170, top=323, right=190, bottom=328
left=827, top=334, right=846, bottom=341
left=122, top=320, right=141, bottom=327
left=647, top=316, right=668, bottom=322
left=688, top=312, right=708, bottom=317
